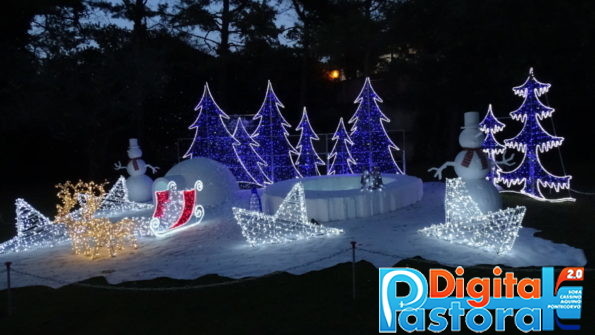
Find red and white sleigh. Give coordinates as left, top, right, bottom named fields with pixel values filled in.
left=150, top=180, right=205, bottom=237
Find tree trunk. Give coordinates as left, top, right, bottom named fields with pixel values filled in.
left=218, top=0, right=231, bottom=108
left=132, top=0, right=147, bottom=138
left=299, top=21, right=309, bottom=107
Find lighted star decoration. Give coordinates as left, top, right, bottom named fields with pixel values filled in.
left=0, top=199, right=69, bottom=254
left=419, top=178, right=526, bottom=255
left=232, top=182, right=343, bottom=246
left=55, top=180, right=139, bottom=259
left=75, top=176, right=153, bottom=218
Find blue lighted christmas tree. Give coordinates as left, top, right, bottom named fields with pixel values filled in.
left=499, top=68, right=572, bottom=201
left=479, top=104, right=506, bottom=183
left=251, top=81, right=302, bottom=182
left=328, top=117, right=355, bottom=175
left=232, top=119, right=271, bottom=186
left=295, top=108, right=325, bottom=176
left=184, top=83, right=257, bottom=185
left=348, top=77, right=402, bottom=174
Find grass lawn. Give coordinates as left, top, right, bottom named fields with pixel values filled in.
left=0, top=193, right=593, bottom=334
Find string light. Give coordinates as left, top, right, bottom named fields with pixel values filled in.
left=348, top=77, right=403, bottom=174
left=251, top=80, right=302, bottom=182
left=232, top=182, right=343, bottom=246
left=328, top=117, right=356, bottom=175
left=97, top=176, right=153, bottom=215
left=419, top=178, right=525, bottom=255
left=55, top=181, right=138, bottom=259
left=0, top=199, right=69, bottom=254
left=498, top=68, right=573, bottom=202
left=295, top=107, right=325, bottom=176
left=479, top=104, right=506, bottom=183
left=232, top=119, right=271, bottom=186
left=184, top=83, right=258, bottom=186
left=150, top=180, right=205, bottom=237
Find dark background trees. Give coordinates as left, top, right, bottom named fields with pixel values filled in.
left=0, top=0, right=593, bottom=223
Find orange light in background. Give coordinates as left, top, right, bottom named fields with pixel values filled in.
left=328, top=69, right=341, bottom=80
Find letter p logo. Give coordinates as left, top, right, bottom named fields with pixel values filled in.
left=379, top=268, right=428, bottom=332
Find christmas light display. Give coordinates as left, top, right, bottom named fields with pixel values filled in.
left=328, top=117, right=356, bottom=175
left=97, top=176, right=153, bottom=215
left=0, top=199, right=69, bottom=254
left=479, top=104, right=506, bottom=183
left=184, top=83, right=257, bottom=185
left=251, top=81, right=302, bottom=182
left=232, top=182, right=343, bottom=246
left=249, top=187, right=262, bottom=212
left=498, top=68, right=573, bottom=202
left=150, top=180, right=205, bottom=237
left=295, top=107, right=325, bottom=176
left=55, top=181, right=138, bottom=259
left=419, top=178, right=525, bottom=255
left=232, top=119, right=271, bottom=186
left=348, top=77, right=402, bottom=174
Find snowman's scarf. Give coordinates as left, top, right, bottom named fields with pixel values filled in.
left=461, top=148, right=488, bottom=169
left=130, top=158, right=140, bottom=170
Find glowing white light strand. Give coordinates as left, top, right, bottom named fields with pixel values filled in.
left=419, top=178, right=525, bottom=255
left=295, top=107, right=325, bottom=176
left=348, top=77, right=403, bottom=174
left=232, top=182, right=343, bottom=246
left=498, top=68, right=573, bottom=202
left=0, top=199, right=69, bottom=254
left=328, top=117, right=356, bottom=175
left=251, top=80, right=302, bottom=181
left=479, top=104, right=506, bottom=183
left=99, top=176, right=154, bottom=214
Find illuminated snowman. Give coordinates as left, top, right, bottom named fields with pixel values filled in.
left=114, top=138, right=159, bottom=203
left=428, top=112, right=514, bottom=213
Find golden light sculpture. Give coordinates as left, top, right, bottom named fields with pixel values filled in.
left=54, top=180, right=138, bottom=259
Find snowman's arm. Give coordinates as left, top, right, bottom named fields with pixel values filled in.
left=496, top=152, right=515, bottom=167
left=146, top=164, right=160, bottom=174
left=427, top=161, right=455, bottom=180
left=113, top=161, right=126, bottom=171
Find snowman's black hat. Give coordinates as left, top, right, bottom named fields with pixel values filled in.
left=461, top=111, right=480, bottom=129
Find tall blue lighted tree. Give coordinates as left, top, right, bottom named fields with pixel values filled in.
left=251, top=81, right=302, bottom=182
left=184, top=83, right=257, bottom=185
left=348, top=77, right=402, bottom=174
left=479, top=104, right=506, bottom=183
left=499, top=68, right=572, bottom=201
left=328, top=117, right=355, bottom=175
left=232, top=118, right=271, bottom=186
left=295, top=108, right=325, bottom=176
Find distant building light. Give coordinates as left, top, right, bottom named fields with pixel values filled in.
left=329, top=69, right=341, bottom=80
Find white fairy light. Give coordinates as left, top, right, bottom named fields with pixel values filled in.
left=419, top=178, right=526, bottom=255
left=150, top=180, right=205, bottom=237
left=232, top=182, right=343, bottom=246
left=0, top=199, right=69, bottom=254
left=97, top=176, right=153, bottom=215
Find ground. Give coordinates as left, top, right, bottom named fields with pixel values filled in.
left=0, top=182, right=593, bottom=334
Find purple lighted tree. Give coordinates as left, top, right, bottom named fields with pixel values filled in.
left=479, top=104, right=506, bottom=183
left=499, top=68, right=572, bottom=201
left=233, top=119, right=271, bottom=186
left=251, top=81, right=301, bottom=182
left=183, top=83, right=257, bottom=185
left=328, top=117, right=355, bottom=175
left=295, top=108, right=325, bottom=176
left=348, top=77, right=402, bottom=174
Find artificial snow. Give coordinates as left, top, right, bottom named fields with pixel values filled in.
left=0, top=182, right=586, bottom=289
